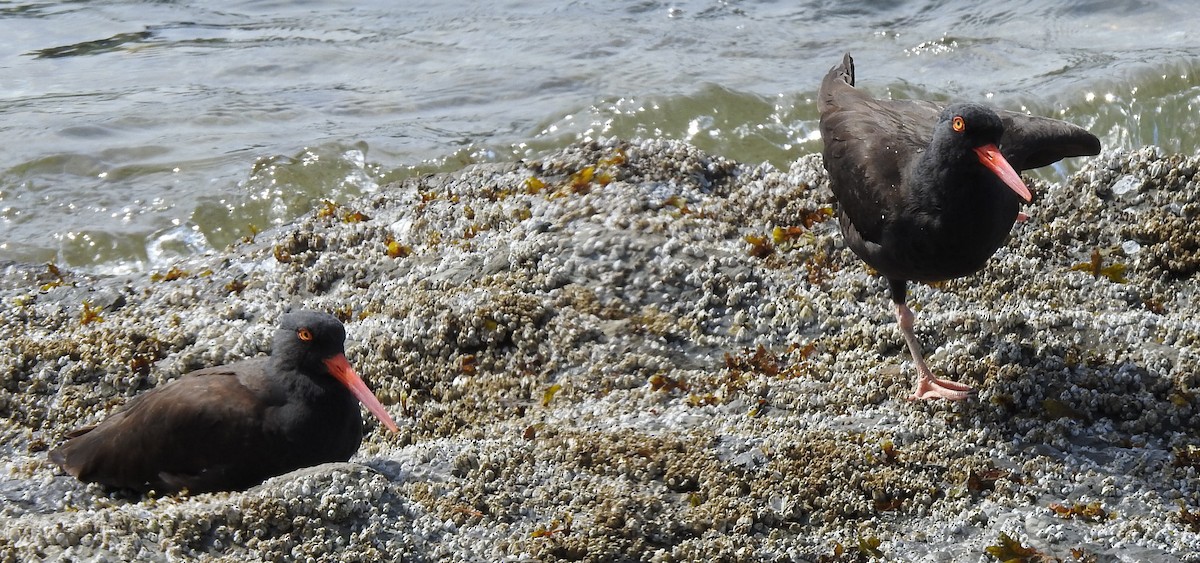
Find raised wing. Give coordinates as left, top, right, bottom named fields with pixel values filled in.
left=998, top=110, right=1101, bottom=171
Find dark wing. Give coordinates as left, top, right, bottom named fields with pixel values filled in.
left=49, top=359, right=281, bottom=493
left=818, top=53, right=938, bottom=250
left=998, top=110, right=1101, bottom=171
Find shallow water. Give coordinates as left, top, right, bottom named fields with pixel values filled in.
left=2, top=0, right=1199, bottom=270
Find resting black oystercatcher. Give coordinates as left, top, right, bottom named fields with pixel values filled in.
left=818, top=53, right=1100, bottom=400
left=49, top=310, right=399, bottom=493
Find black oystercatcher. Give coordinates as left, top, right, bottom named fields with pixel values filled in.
left=49, top=310, right=399, bottom=493
left=818, top=53, right=1100, bottom=400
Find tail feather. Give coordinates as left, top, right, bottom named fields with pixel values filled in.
left=48, top=424, right=97, bottom=478
left=819, top=52, right=856, bottom=113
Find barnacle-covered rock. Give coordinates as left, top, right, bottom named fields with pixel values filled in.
left=1, top=139, right=1198, bottom=561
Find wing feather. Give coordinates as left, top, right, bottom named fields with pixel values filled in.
left=49, top=359, right=280, bottom=492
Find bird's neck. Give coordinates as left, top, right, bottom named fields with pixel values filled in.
left=270, top=356, right=340, bottom=397
left=907, top=141, right=1021, bottom=242
left=909, top=144, right=991, bottom=208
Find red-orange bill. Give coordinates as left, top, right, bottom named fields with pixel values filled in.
left=324, top=354, right=399, bottom=432
left=974, top=143, right=1032, bottom=203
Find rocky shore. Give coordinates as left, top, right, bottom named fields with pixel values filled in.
left=1, top=138, right=1198, bottom=561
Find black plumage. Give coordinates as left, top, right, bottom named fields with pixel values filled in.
left=818, top=53, right=1101, bottom=399
left=50, top=311, right=398, bottom=493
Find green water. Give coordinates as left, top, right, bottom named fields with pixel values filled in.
left=2, top=0, right=1199, bottom=270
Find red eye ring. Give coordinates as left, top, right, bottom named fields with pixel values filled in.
left=297, top=328, right=314, bottom=342
left=952, top=116, right=965, bottom=132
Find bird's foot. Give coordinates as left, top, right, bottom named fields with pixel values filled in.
left=895, top=300, right=977, bottom=401
left=1016, top=211, right=1029, bottom=223
left=908, top=373, right=975, bottom=401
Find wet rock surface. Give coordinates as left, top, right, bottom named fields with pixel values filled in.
left=2, top=139, right=1198, bottom=561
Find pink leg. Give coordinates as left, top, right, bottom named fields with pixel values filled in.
left=895, top=302, right=975, bottom=401
left=1016, top=211, right=1029, bottom=223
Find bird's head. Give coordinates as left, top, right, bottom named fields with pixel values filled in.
left=275, top=310, right=347, bottom=367
left=275, top=310, right=399, bottom=432
left=937, top=103, right=1031, bottom=203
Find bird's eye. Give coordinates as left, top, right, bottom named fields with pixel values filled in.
left=297, top=328, right=314, bottom=342
left=952, top=116, right=966, bottom=132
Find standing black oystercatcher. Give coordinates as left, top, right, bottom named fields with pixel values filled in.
left=818, top=53, right=1100, bottom=400
left=49, top=310, right=399, bottom=493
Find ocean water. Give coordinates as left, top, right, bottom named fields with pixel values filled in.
left=1, top=0, right=1198, bottom=271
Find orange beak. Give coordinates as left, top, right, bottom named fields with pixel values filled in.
left=324, top=354, right=399, bottom=433
left=974, top=143, right=1032, bottom=203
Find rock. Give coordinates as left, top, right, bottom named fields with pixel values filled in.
left=1, top=138, right=1197, bottom=561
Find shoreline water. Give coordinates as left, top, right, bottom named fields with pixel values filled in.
left=2, top=138, right=1199, bottom=561
left=6, top=1, right=1200, bottom=271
